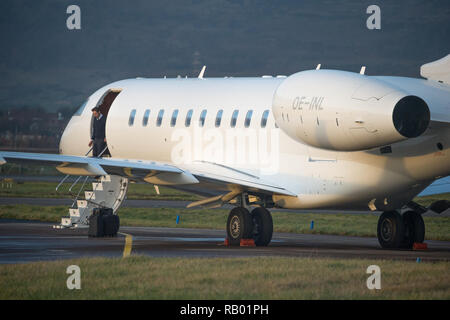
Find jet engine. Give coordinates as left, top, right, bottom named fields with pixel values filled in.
left=272, top=70, right=430, bottom=151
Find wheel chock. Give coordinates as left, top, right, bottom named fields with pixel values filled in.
left=224, top=238, right=230, bottom=246
left=413, top=242, right=428, bottom=250
left=240, top=239, right=256, bottom=247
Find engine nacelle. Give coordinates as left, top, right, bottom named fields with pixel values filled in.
left=272, top=70, right=430, bottom=151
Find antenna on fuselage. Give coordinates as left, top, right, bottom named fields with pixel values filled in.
left=198, top=65, right=206, bottom=79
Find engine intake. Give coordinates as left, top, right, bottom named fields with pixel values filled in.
left=393, top=96, right=430, bottom=138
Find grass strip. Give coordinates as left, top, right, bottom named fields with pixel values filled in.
left=0, top=256, right=448, bottom=299
left=1, top=204, right=449, bottom=240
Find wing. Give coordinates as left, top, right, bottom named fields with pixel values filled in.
left=182, top=161, right=296, bottom=196
left=0, top=152, right=296, bottom=198
left=0, top=151, right=198, bottom=183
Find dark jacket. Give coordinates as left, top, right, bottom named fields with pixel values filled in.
left=92, top=114, right=106, bottom=140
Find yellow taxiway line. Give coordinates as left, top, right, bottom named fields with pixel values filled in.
left=119, top=232, right=133, bottom=258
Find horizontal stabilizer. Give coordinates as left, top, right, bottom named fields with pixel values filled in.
left=420, top=54, right=450, bottom=84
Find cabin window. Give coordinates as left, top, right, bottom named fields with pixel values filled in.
left=128, top=109, right=136, bottom=126
left=199, top=109, right=207, bottom=127
left=185, top=109, right=193, bottom=127
left=171, top=109, right=179, bottom=127
left=142, top=109, right=150, bottom=126
left=261, top=110, right=269, bottom=128
left=230, top=109, right=239, bottom=128
left=156, top=109, right=164, bottom=127
left=244, top=110, right=253, bottom=128
left=215, top=109, right=223, bottom=127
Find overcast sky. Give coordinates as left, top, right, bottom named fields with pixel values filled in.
left=0, top=0, right=449, bottom=111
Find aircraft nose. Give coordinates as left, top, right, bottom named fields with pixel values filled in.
left=59, top=114, right=92, bottom=156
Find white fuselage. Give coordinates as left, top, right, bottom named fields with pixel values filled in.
left=60, top=70, right=450, bottom=211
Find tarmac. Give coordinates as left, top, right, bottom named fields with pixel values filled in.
left=0, top=220, right=448, bottom=264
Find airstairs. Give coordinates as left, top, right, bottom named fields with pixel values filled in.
left=53, top=146, right=129, bottom=229
left=53, top=174, right=128, bottom=229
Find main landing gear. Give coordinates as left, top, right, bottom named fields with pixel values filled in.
left=377, top=210, right=425, bottom=249
left=226, top=206, right=273, bottom=247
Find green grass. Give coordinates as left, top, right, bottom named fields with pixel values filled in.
left=0, top=181, right=201, bottom=201
left=1, top=204, right=449, bottom=240
left=0, top=163, right=59, bottom=176
left=0, top=256, right=448, bottom=299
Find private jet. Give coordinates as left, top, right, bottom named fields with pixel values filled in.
left=1, top=55, right=449, bottom=249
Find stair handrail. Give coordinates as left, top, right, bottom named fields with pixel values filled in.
left=55, top=146, right=94, bottom=192
left=71, top=176, right=90, bottom=208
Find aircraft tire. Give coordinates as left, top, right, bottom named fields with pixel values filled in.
left=402, top=210, right=425, bottom=247
left=251, top=207, right=273, bottom=246
left=377, top=211, right=405, bottom=249
left=227, top=207, right=253, bottom=246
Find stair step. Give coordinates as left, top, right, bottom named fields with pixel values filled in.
left=85, top=191, right=95, bottom=200
left=92, top=182, right=104, bottom=191
left=77, top=200, right=88, bottom=208
left=69, top=208, right=80, bottom=217
left=61, top=217, right=72, bottom=227
left=100, top=175, right=111, bottom=182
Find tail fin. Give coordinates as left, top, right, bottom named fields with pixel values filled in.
left=420, top=54, right=450, bottom=84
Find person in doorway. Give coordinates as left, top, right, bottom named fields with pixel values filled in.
left=88, top=107, right=107, bottom=157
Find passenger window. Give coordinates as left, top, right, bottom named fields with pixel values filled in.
left=142, top=109, right=150, bottom=126
left=128, top=109, right=136, bottom=126
left=244, top=110, right=253, bottom=128
left=261, top=110, right=269, bottom=128
left=199, top=109, right=207, bottom=127
left=185, top=109, right=193, bottom=127
left=215, top=109, right=223, bottom=127
left=171, top=109, right=179, bottom=127
left=230, top=109, right=239, bottom=128
left=156, top=109, right=164, bottom=127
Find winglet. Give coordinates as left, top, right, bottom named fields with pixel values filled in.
left=316, top=64, right=321, bottom=70
left=360, top=66, right=366, bottom=75
left=198, top=65, right=206, bottom=79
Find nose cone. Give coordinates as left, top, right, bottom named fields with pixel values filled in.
left=392, top=96, right=430, bottom=138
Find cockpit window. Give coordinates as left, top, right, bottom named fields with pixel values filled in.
left=74, top=100, right=88, bottom=116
